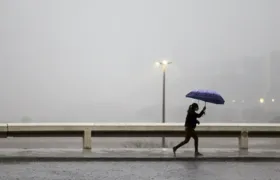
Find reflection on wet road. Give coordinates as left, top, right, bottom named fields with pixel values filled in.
left=1, top=161, right=280, bottom=180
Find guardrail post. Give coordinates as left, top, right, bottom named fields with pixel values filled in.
left=83, top=129, right=92, bottom=149
left=238, top=131, right=248, bottom=150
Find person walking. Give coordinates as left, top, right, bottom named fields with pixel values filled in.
left=172, top=103, right=206, bottom=157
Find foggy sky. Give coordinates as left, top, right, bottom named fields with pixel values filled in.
left=1, top=0, right=280, bottom=122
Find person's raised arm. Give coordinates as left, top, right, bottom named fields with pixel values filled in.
left=196, top=106, right=206, bottom=118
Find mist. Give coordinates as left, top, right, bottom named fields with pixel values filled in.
left=0, top=0, right=280, bottom=123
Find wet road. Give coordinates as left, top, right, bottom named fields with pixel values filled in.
left=0, top=137, right=280, bottom=179
left=1, top=137, right=280, bottom=149
left=0, top=161, right=280, bottom=180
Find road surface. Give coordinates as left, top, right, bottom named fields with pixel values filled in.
left=0, top=161, right=280, bottom=180
left=1, top=137, right=280, bottom=149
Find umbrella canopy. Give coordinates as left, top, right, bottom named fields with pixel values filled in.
left=186, top=89, right=225, bottom=105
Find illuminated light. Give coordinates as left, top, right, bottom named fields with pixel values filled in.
left=272, top=99, right=275, bottom=102
left=232, top=100, right=236, bottom=103
left=162, top=60, right=168, bottom=65
left=155, top=60, right=172, bottom=68
left=155, top=60, right=172, bottom=65
left=259, top=98, right=264, bottom=104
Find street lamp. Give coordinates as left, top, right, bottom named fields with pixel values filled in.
left=155, top=60, right=172, bottom=148
left=259, top=98, right=264, bottom=104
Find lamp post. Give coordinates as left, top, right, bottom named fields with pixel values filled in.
left=155, top=60, right=172, bottom=148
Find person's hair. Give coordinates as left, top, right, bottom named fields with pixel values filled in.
left=188, top=103, right=198, bottom=113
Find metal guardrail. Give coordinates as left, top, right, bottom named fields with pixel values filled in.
left=1, top=123, right=280, bottom=149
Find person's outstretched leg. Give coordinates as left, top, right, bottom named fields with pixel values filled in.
left=192, top=131, right=202, bottom=156
left=172, top=131, right=191, bottom=157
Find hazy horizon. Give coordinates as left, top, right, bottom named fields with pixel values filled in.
left=1, top=0, right=280, bottom=122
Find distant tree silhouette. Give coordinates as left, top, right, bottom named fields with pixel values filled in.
left=270, top=116, right=280, bottom=123
left=21, top=116, right=32, bottom=123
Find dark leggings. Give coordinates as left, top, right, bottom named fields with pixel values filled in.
left=173, top=127, right=199, bottom=152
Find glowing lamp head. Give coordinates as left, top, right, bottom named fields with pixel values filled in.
left=162, top=60, right=168, bottom=65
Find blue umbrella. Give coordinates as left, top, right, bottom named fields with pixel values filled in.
left=186, top=89, right=225, bottom=105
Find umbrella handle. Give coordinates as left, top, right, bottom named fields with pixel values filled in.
left=205, top=101, right=206, bottom=107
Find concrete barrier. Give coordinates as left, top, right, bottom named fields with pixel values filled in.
left=0, top=124, right=7, bottom=138
left=7, top=123, right=94, bottom=149
left=5, top=123, right=280, bottom=150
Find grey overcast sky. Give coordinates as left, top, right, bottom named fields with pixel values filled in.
left=0, top=0, right=280, bottom=122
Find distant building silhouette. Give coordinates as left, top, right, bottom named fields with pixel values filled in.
left=266, top=50, right=280, bottom=111
left=213, top=56, right=267, bottom=106
left=241, top=56, right=267, bottom=103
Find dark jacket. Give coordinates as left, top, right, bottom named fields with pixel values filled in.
left=184, top=110, right=205, bottom=129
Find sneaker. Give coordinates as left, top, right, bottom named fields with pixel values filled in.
left=195, top=152, right=203, bottom=157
